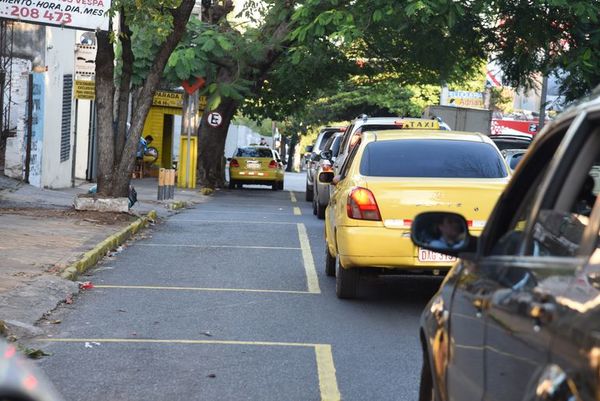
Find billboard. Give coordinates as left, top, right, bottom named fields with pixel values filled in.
left=0, top=0, right=111, bottom=31
left=447, top=91, right=485, bottom=108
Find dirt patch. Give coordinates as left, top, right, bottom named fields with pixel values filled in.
left=0, top=207, right=136, bottom=225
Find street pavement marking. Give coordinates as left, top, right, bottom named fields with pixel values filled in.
left=190, top=210, right=292, bottom=215
left=315, top=344, right=342, bottom=401
left=297, top=223, right=321, bottom=294
left=170, top=219, right=297, bottom=225
left=41, top=338, right=341, bottom=401
left=137, top=243, right=301, bottom=250
left=94, top=284, right=315, bottom=295
left=294, top=207, right=302, bottom=216
left=290, top=192, right=297, bottom=203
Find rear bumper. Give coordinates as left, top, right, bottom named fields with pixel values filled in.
left=336, top=226, right=470, bottom=270
left=230, top=169, right=281, bottom=182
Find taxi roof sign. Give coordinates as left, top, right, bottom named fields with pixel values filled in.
left=394, top=119, right=440, bottom=129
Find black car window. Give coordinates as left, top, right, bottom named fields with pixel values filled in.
left=331, top=136, right=342, bottom=157
left=509, top=153, right=524, bottom=170
left=340, top=138, right=361, bottom=180
left=486, top=126, right=568, bottom=256
left=528, top=131, right=600, bottom=258
left=236, top=148, right=273, bottom=158
left=315, top=130, right=336, bottom=151
left=359, top=140, right=508, bottom=178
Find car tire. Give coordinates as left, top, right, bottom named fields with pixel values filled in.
left=335, top=259, right=359, bottom=299
left=305, top=183, right=313, bottom=202
left=419, top=347, right=438, bottom=401
left=312, top=196, right=317, bottom=215
left=325, top=247, right=336, bottom=277
left=272, top=182, right=278, bottom=191
left=316, top=201, right=326, bottom=219
left=278, top=181, right=284, bottom=190
left=228, top=180, right=236, bottom=189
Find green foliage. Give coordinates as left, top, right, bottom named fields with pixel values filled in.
left=483, top=0, right=600, bottom=101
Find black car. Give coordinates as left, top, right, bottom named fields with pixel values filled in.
left=411, top=93, right=600, bottom=401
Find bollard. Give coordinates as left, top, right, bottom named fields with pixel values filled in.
left=168, top=169, right=175, bottom=199
left=158, top=168, right=166, bottom=200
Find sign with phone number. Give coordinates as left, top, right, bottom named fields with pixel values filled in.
left=0, top=0, right=110, bottom=31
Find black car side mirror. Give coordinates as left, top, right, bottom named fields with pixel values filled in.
left=411, top=212, right=474, bottom=257
left=305, top=145, right=314, bottom=153
left=319, top=171, right=335, bottom=184
left=320, top=150, right=333, bottom=160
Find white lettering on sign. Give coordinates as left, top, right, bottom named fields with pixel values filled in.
left=0, top=0, right=110, bottom=31
left=207, top=112, right=223, bottom=128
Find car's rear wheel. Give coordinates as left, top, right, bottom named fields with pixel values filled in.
left=316, top=200, right=326, bottom=219
left=271, top=182, right=278, bottom=191
left=305, top=183, right=313, bottom=201
left=335, top=260, right=359, bottom=299
left=278, top=181, right=284, bottom=190
left=325, top=247, right=336, bottom=277
left=228, top=180, right=236, bottom=189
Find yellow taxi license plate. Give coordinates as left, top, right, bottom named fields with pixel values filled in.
left=418, top=248, right=456, bottom=263
left=246, top=161, right=260, bottom=169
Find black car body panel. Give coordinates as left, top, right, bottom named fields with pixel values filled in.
left=417, top=95, right=600, bottom=401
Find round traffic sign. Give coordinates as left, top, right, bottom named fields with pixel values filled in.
left=207, top=112, right=223, bottom=128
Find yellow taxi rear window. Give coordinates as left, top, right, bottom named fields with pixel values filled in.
left=236, top=148, right=273, bottom=158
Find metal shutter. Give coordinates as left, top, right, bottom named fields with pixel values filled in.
left=60, top=74, right=73, bottom=162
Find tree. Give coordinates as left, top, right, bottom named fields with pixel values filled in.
left=481, top=0, right=600, bottom=102
left=165, top=0, right=355, bottom=189
left=95, top=0, right=196, bottom=197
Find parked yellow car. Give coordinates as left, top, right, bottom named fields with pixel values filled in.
left=320, top=130, right=510, bottom=298
left=228, top=146, right=285, bottom=190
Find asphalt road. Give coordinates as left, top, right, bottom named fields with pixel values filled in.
left=35, top=172, right=441, bottom=401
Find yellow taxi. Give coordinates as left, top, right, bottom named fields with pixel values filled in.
left=228, top=146, right=285, bottom=190
left=320, top=129, right=510, bottom=298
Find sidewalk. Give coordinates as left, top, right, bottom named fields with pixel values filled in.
left=0, top=175, right=207, bottom=339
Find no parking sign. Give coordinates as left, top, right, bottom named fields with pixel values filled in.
left=207, top=112, right=223, bottom=128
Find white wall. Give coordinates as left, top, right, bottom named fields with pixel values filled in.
left=41, top=27, right=76, bottom=188
left=75, top=100, right=92, bottom=179
left=4, top=59, right=31, bottom=179
left=224, top=124, right=263, bottom=158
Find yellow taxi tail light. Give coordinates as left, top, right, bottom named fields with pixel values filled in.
left=268, top=160, right=278, bottom=169
left=230, top=158, right=240, bottom=168
left=347, top=187, right=381, bottom=221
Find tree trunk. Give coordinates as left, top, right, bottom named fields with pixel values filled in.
left=197, top=96, right=237, bottom=189
left=95, top=30, right=116, bottom=196
left=285, top=132, right=298, bottom=172
left=94, top=0, right=196, bottom=198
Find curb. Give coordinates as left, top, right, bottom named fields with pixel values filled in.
left=60, top=210, right=157, bottom=281
left=168, top=200, right=188, bottom=210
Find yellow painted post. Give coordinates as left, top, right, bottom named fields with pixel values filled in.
left=177, top=137, right=197, bottom=188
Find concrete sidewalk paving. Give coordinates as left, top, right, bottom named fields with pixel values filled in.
left=0, top=175, right=208, bottom=339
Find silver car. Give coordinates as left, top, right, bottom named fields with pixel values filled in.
left=312, top=133, right=343, bottom=219
left=305, top=127, right=345, bottom=201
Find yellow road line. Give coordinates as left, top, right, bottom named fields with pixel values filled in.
left=290, top=192, right=297, bottom=203
left=170, top=219, right=296, bottom=225
left=94, top=284, right=315, bottom=295
left=315, top=345, right=342, bottom=401
left=41, top=338, right=341, bottom=400
left=192, top=210, right=292, bottom=215
left=294, top=207, right=302, bottom=216
left=41, top=338, right=320, bottom=347
left=137, top=243, right=301, bottom=250
left=297, top=223, right=321, bottom=294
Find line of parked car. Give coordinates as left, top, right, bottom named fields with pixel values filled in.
left=304, top=98, right=600, bottom=400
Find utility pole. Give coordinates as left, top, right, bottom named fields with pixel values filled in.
left=538, top=75, right=548, bottom=132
